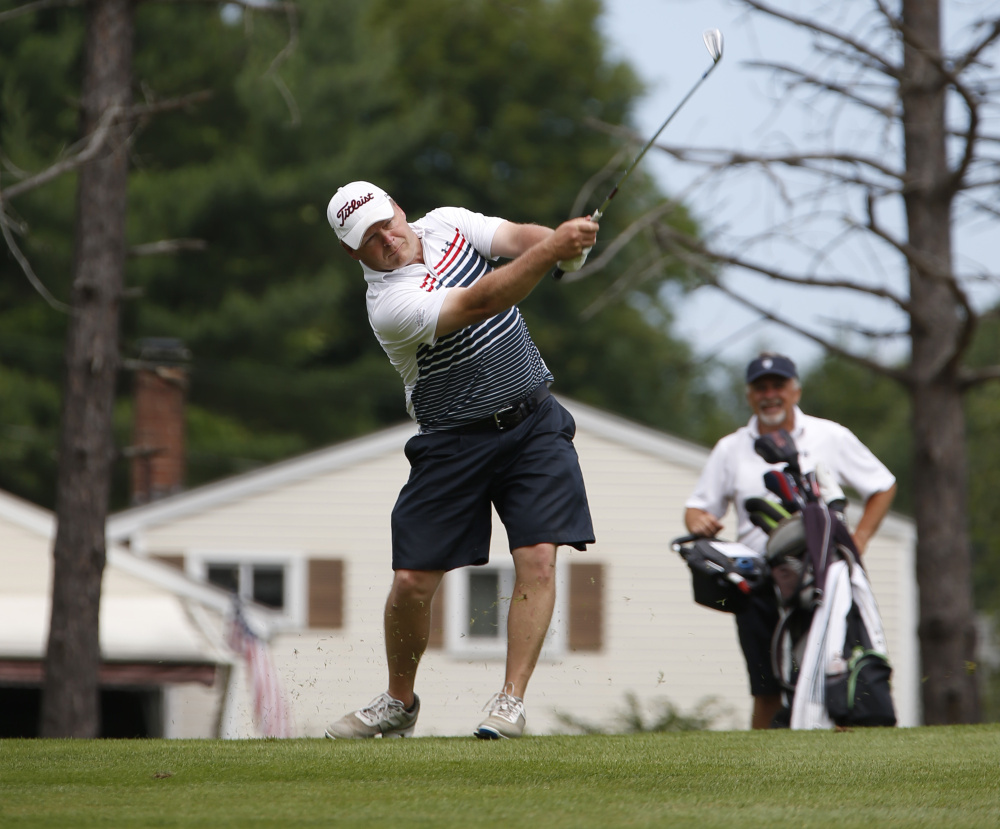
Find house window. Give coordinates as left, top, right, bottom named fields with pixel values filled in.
left=443, top=559, right=568, bottom=659
left=187, top=552, right=305, bottom=628
left=205, top=563, right=285, bottom=610
left=467, top=568, right=512, bottom=640
left=250, top=565, right=285, bottom=609
left=206, top=564, right=239, bottom=595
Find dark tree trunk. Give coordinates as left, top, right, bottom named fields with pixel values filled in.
left=901, top=0, right=979, bottom=724
left=40, top=0, right=135, bottom=738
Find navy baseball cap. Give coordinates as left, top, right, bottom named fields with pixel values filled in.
left=746, top=353, right=798, bottom=383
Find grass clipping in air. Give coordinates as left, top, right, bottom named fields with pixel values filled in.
left=2, top=726, right=998, bottom=828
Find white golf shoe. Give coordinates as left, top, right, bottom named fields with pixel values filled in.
left=475, top=684, right=525, bottom=739
left=325, top=693, right=419, bottom=739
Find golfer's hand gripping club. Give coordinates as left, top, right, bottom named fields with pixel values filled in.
left=554, top=209, right=602, bottom=277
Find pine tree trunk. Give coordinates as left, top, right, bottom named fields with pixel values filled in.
left=40, top=0, right=134, bottom=738
left=901, top=0, right=979, bottom=724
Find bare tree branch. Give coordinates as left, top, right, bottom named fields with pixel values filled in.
left=0, top=0, right=85, bottom=23
left=862, top=194, right=976, bottom=378
left=0, top=87, right=208, bottom=313
left=666, top=236, right=910, bottom=384
left=585, top=117, right=904, bottom=184
left=960, top=363, right=1000, bottom=389
left=131, top=89, right=213, bottom=120
left=861, top=193, right=969, bottom=304
left=262, top=2, right=301, bottom=125
left=949, top=12, right=1000, bottom=73
left=579, top=250, right=667, bottom=321
left=1, top=92, right=209, bottom=204
left=658, top=223, right=912, bottom=310
left=142, top=0, right=302, bottom=125
left=741, top=0, right=901, bottom=78
left=0, top=192, right=71, bottom=313
left=146, top=0, right=291, bottom=13
left=0, top=0, right=294, bottom=22
left=128, top=238, right=207, bottom=257
left=745, top=60, right=897, bottom=119
left=569, top=146, right=631, bottom=219
left=2, top=104, right=123, bottom=201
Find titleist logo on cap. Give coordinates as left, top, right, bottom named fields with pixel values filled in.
left=337, top=192, right=374, bottom=228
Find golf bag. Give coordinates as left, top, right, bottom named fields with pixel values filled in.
left=751, top=430, right=897, bottom=729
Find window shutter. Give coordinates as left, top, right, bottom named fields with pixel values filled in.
left=427, top=578, right=446, bottom=650
left=569, top=562, right=603, bottom=651
left=308, top=559, right=344, bottom=629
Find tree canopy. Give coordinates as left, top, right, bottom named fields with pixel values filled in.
left=0, top=0, right=732, bottom=511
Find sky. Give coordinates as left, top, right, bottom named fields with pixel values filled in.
left=599, top=0, right=1000, bottom=372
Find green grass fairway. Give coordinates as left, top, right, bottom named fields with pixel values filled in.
left=2, top=726, right=997, bottom=828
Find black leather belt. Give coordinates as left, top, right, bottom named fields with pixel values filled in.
left=449, top=384, right=551, bottom=433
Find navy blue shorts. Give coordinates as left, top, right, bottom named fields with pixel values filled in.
left=736, top=591, right=782, bottom=696
left=390, top=395, right=595, bottom=571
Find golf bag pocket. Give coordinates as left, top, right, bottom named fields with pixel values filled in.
left=679, top=539, right=766, bottom=614
left=825, top=648, right=896, bottom=727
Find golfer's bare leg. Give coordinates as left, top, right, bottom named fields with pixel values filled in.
left=752, top=693, right=783, bottom=729
left=504, top=543, right=557, bottom=697
left=385, top=568, right=444, bottom=706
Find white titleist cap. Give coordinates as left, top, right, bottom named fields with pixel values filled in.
left=327, top=181, right=394, bottom=249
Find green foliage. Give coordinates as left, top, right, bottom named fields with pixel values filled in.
left=555, top=692, right=730, bottom=733
left=1, top=0, right=727, bottom=511
left=2, top=728, right=1000, bottom=827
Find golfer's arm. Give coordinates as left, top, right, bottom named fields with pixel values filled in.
left=852, top=483, right=897, bottom=554
left=685, top=507, right=723, bottom=538
left=435, top=221, right=584, bottom=338
left=490, top=221, right=553, bottom=259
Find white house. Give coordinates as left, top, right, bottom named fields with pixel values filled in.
left=102, top=397, right=920, bottom=736
left=0, top=488, right=240, bottom=738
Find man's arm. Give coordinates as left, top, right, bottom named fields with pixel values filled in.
left=852, top=483, right=897, bottom=554
left=434, top=217, right=597, bottom=338
left=684, top=507, right=724, bottom=538
left=489, top=221, right=553, bottom=259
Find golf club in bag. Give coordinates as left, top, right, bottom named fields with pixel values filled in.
left=553, top=28, right=724, bottom=279
left=749, top=429, right=896, bottom=729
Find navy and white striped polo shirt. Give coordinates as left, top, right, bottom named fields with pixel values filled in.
left=363, top=206, right=553, bottom=432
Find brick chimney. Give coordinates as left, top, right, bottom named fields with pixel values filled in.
left=128, top=338, right=190, bottom=505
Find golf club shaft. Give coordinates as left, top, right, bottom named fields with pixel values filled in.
left=592, top=59, right=722, bottom=219
left=554, top=30, right=723, bottom=280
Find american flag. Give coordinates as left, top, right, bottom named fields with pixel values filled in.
left=226, top=604, right=292, bottom=738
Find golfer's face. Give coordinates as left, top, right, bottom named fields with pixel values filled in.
left=747, top=375, right=801, bottom=431
left=352, top=203, right=420, bottom=271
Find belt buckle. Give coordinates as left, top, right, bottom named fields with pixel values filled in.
left=492, top=405, right=516, bottom=431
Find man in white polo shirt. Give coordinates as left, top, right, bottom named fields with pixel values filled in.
left=323, top=181, right=599, bottom=740
left=684, top=352, right=897, bottom=729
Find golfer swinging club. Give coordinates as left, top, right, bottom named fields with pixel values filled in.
left=324, top=182, right=598, bottom=739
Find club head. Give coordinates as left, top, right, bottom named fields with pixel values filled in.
left=703, top=28, right=724, bottom=63
left=763, top=470, right=801, bottom=513
left=753, top=429, right=800, bottom=472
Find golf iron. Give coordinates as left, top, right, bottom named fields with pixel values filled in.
left=554, top=28, right=724, bottom=279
